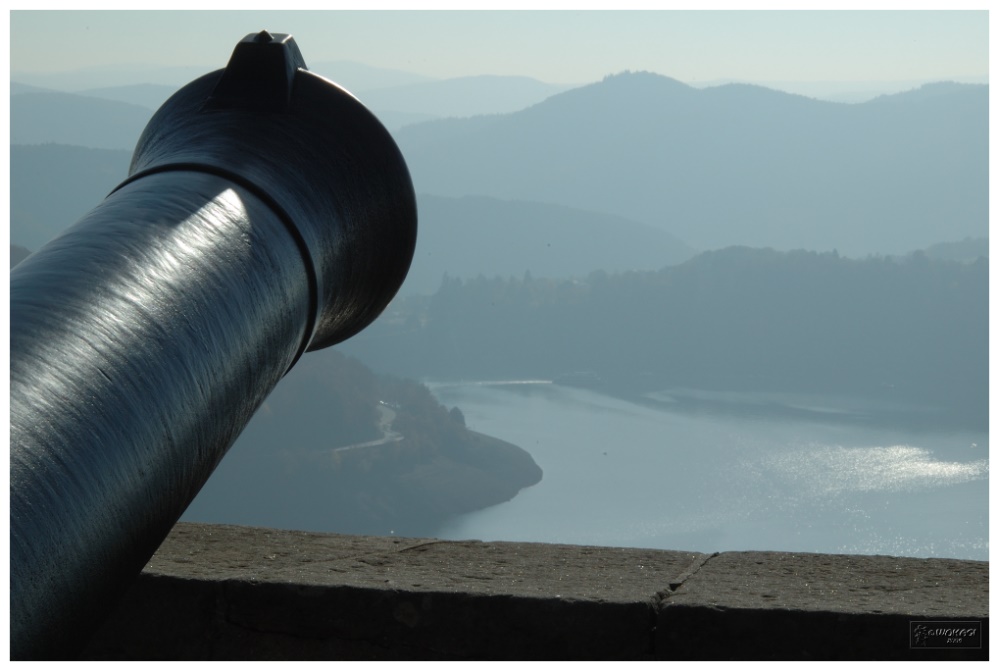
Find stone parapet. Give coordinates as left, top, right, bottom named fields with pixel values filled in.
left=81, top=522, right=988, bottom=660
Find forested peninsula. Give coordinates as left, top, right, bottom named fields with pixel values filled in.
left=182, top=350, right=543, bottom=537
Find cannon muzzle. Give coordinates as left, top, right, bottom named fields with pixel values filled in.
left=9, top=31, right=417, bottom=659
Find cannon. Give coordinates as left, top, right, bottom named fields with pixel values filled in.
left=9, top=31, right=417, bottom=659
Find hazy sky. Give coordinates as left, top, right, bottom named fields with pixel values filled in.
left=8, top=8, right=990, bottom=87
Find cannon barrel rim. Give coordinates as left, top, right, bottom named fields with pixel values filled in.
left=126, top=31, right=418, bottom=353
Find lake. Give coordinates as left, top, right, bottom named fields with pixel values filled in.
left=427, top=381, right=988, bottom=561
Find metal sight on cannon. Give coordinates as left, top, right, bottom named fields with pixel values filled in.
left=9, top=31, right=417, bottom=659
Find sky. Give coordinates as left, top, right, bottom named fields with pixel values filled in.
left=7, top=7, right=990, bottom=88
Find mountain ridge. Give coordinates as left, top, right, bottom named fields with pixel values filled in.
left=393, top=72, right=987, bottom=256
left=11, top=90, right=153, bottom=149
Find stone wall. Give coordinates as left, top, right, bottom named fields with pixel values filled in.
left=82, top=522, right=988, bottom=660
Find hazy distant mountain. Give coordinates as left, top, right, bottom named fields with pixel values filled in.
left=865, top=80, right=986, bottom=104
left=10, top=68, right=561, bottom=139
left=356, top=75, right=566, bottom=121
left=11, top=71, right=985, bottom=267
left=76, top=83, right=179, bottom=111
left=10, top=144, right=131, bottom=250
left=370, top=110, right=441, bottom=132
left=10, top=64, right=211, bottom=91
left=394, top=72, right=988, bottom=257
left=11, top=82, right=53, bottom=95
left=920, top=237, right=988, bottom=263
left=11, top=91, right=153, bottom=149
left=11, top=60, right=438, bottom=130
left=318, top=68, right=564, bottom=129
left=309, top=59, right=438, bottom=93
left=695, top=77, right=990, bottom=104
left=403, top=194, right=694, bottom=295
left=11, top=60, right=433, bottom=98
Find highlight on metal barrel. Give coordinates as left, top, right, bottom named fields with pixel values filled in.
left=9, top=31, right=417, bottom=660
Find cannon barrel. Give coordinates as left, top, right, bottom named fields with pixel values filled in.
left=9, top=32, right=417, bottom=659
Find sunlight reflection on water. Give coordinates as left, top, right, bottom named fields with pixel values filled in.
left=430, top=382, right=988, bottom=560
left=762, top=445, right=989, bottom=494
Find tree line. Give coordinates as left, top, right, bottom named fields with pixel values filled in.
left=344, top=247, right=988, bottom=429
